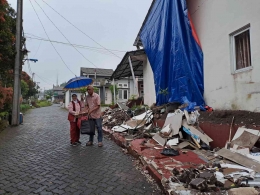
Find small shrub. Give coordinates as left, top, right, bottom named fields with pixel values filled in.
left=101, top=104, right=110, bottom=107
left=37, top=101, right=52, bottom=107
left=20, top=104, right=31, bottom=113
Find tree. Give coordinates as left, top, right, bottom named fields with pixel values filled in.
left=21, top=80, right=29, bottom=97
left=60, top=82, right=67, bottom=87
left=93, top=87, right=99, bottom=93
left=21, top=71, right=38, bottom=98
left=0, top=81, right=13, bottom=110
left=0, top=1, right=16, bottom=87
left=79, top=87, right=87, bottom=94
left=0, top=1, right=15, bottom=112
left=45, top=89, right=53, bottom=97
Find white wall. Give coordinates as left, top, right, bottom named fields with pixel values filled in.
left=143, top=58, right=156, bottom=106
left=65, top=91, right=70, bottom=109
left=65, top=91, right=81, bottom=109
left=115, top=78, right=135, bottom=102
left=187, top=0, right=260, bottom=112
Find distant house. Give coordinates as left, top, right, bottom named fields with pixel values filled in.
left=52, top=85, right=64, bottom=103
left=109, top=51, right=145, bottom=103
left=80, top=67, right=136, bottom=104
left=111, top=50, right=153, bottom=106
left=80, top=67, right=113, bottom=104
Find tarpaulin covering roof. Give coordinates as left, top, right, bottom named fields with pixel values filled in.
left=140, top=0, right=204, bottom=106
left=110, top=49, right=146, bottom=80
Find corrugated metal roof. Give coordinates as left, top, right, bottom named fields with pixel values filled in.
left=80, top=67, right=113, bottom=76
left=110, top=49, right=146, bottom=80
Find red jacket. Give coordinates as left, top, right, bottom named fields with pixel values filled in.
left=68, top=100, right=81, bottom=122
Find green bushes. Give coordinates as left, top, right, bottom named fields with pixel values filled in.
left=37, top=101, right=52, bottom=107
left=20, top=104, right=31, bottom=113
left=20, top=100, right=51, bottom=113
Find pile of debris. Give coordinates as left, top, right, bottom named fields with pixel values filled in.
left=102, top=101, right=260, bottom=194
left=102, top=108, right=131, bottom=129
left=165, top=162, right=260, bottom=194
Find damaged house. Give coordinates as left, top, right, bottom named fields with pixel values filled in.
left=131, top=0, right=260, bottom=112
left=187, top=0, right=260, bottom=112
left=105, top=0, right=260, bottom=194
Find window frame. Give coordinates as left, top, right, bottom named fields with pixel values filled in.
left=230, top=24, right=252, bottom=74
left=117, top=83, right=128, bottom=88
left=93, top=82, right=100, bottom=86
left=118, top=89, right=128, bottom=100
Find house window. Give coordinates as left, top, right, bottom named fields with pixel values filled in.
left=118, top=83, right=128, bottom=88
left=230, top=24, right=252, bottom=72
left=105, top=93, right=107, bottom=101
left=118, top=89, right=128, bottom=100
left=93, top=82, right=100, bottom=86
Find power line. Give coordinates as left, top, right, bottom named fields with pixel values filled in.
left=41, top=0, right=122, bottom=59
left=34, top=0, right=98, bottom=69
left=28, top=0, right=76, bottom=76
left=27, top=58, right=55, bottom=86
left=26, top=36, right=124, bottom=57
left=35, top=73, right=53, bottom=86
left=32, top=40, right=42, bottom=58
left=25, top=33, right=126, bottom=53
left=35, top=73, right=55, bottom=84
left=27, top=60, right=33, bottom=76
left=26, top=36, right=124, bottom=58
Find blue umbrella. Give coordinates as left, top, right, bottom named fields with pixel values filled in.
left=63, top=77, right=93, bottom=90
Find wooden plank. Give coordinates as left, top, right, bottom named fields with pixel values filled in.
left=197, top=126, right=213, bottom=142
left=232, top=127, right=260, bottom=141
left=182, top=120, right=212, bottom=145
left=191, top=136, right=201, bottom=149
left=230, top=131, right=259, bottom=149
left=217, top=148, right=260, bottom=172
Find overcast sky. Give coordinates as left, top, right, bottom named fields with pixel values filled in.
left=8, top=0, right=151, bottom=90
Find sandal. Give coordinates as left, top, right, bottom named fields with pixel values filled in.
left=86, top=141, right=93, bottom=146
left=98, top=142, right=103, bottom=147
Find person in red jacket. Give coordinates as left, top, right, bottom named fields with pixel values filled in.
left=68, top=94, right=84, bottom=146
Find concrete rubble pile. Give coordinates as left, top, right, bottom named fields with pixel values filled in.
left=102, top=102, right=260, bottom=194
left=102, top=108, right=131, bottom=129
left=102, top=103, right=153, bottom=138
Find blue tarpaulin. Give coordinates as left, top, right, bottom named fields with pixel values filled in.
left=140, top=0, right=204, bottom=106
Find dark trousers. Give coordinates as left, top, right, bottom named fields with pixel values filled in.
left=89, top=118, right=103, bottom=142
left=70, top=121, right=80, bottom=143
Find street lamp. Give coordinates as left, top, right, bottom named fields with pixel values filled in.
left=23, top=58, right=38, bottom=63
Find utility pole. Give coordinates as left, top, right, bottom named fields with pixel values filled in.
left=12, top=0, right=23, bottom=126
left=32, top=72, right=35, bottom=82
